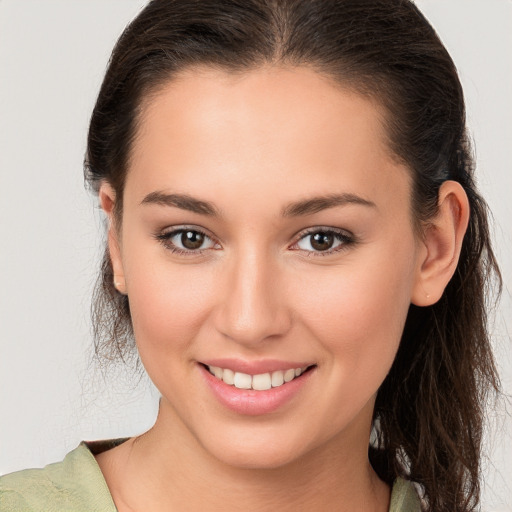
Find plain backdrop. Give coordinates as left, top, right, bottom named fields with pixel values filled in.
left=0, top=1, right=511, bottom=509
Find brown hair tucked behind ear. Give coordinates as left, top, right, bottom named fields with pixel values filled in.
left=84, top=1, right=501, bottom=510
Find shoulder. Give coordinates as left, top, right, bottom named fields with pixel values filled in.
left=389, top=477, right=422, bottom=512
left=0, top=442, right=118, bottom=512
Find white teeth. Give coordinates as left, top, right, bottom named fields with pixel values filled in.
left=207, top=365, right=309, bottom=390
left=233, top=372, right=252, bottom=389
left=284, top=369, right=295, bottom=382
left=222, top=368, right=235, bottom=385
left=252, top=373, right=272, bottom=391
left=271, top=371, right=284, bottom=387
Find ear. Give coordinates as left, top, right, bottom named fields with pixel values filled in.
left=99, top=182, right=127, bottom=295
left=411, top=180, right=470, bottom=307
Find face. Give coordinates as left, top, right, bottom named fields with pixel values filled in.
left=106, top=66, right=425, bottom=469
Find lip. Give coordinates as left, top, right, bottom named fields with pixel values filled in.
left=199, top=361, right=316, bottom=416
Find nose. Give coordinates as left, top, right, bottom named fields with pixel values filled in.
left=213, top=249, right=292, bottom=346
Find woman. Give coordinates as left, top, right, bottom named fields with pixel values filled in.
left=0, top=1, right=503, bottom=510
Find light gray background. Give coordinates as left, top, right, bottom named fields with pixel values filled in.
left=0, top=1, right=510, bottom=509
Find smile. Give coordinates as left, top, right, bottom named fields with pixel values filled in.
left=206, top=365, right=308, bottom=391
left=200, top=361, right=316, bottom=415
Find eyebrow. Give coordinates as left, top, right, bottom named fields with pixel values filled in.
left=141, top=191, right=219, bottom=216
left=281, top=193, right=376, bottom=217
left=140, top=191, right=376, bottom=217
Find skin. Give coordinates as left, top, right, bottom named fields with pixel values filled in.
left=96, top=66, right=469, bottom=511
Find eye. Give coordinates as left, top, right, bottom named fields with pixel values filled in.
left=294, top=228, right=355, bottom=254
left=156, top=227, right=218, bottom=254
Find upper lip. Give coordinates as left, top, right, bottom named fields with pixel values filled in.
left=200, top=358, right=315, bottom=375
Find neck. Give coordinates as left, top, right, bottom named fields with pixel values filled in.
left=99, top=402, right=390, bottom=512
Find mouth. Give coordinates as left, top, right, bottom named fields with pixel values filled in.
left=201, top=363, right=316, bottom=391
left=198, top=361, right=317, bottom=415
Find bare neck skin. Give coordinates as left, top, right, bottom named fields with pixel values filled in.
left=95, top=397, right=390, bottom=512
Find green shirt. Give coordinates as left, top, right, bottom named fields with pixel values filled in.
left=1, top=440, right=421, bottom=511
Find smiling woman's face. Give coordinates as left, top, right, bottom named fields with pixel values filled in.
left=102, top=66, right=426, bottom=469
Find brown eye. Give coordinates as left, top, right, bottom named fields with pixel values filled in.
left=157, top=227, right=217, bottom=253
left=310, top=232, right=334, bottom=251
left=181, top=230, right=205, bottom=250
left=295, top=229, right=354, bottom=254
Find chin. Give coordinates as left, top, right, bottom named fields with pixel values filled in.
left=198, top=427, right=312, bottom=470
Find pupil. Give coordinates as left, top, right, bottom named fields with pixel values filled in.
left=181, top=231, right=204, bottom=250
left=311, top=232, right=333, bottom=251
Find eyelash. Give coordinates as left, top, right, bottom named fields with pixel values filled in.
left=154, top=226, right=356, bottom=257
left=154, top=226, right=218, bottom=256
left=291, top=227, right=356, bottom=256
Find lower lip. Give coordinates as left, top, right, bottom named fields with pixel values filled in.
left=199, top=365, right=315, bottom=416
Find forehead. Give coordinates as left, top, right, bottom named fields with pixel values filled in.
left=126, top=65, right=409, bottom=211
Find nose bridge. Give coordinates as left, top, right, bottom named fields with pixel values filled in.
left=215, top=245, right=290, bottom=345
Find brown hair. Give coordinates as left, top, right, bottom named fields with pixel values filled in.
left=84, top=1, right=501, bottom=510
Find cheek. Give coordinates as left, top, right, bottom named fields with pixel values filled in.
left=292, top=238, right=417, bottom=384
left=121, top=243, right=219, bottom=369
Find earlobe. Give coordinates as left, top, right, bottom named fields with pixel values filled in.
left=411, top=180, right=470, bottom=307
left=99, top=183, right=127, bottom=295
